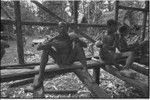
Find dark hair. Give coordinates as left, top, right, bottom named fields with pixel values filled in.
left=119, top=25, right=128, bottom=33
left=107, top=19, right=118, bottom=27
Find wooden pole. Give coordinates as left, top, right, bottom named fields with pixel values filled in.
left=118, top=5, right=149, bottom=12
left=14, top=1, right=25, bottom=64
left=142, top=1, right=149, bottom=41
left=74, top=1, right=78, bottom=24
left=1, top=20, right=107, bottom=28
left=93, top=67, right=100, bottom=85
left=115, top=1, right=119, bottom=21
left=24, top=89, right=78, bottom=94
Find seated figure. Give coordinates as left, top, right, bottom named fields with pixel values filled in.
left=33, top=22, right=94, bottom=95
left=96, top=19, right=136, bottom=78
left=118, top=25, right=149, bottom=55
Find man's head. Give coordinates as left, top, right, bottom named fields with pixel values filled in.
left=119, top=25, right=129, bottom=36
left=107, top=19, right=118, bottom=33
left=58, top=22, right=68, bottom=35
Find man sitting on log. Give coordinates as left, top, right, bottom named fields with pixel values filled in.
left=95, top=19, right=136, bottom=78
left=32, top=22, right=94, bottom=93
left=118, top=25, right=149, bottom=56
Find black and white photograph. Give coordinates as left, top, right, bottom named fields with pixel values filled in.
left=1, top=0, right=149, bottom=99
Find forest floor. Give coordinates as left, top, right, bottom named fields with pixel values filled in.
left=1, top=36, right=148, bottom=98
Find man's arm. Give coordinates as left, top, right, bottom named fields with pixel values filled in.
left=37, top=36, right=59, bottom=50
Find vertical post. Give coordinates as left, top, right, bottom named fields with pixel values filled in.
left=93, top=67, right=100, bottom=85
left=74, top=1, right=78, bottom=24
left=115, top=1, right=119, bottom=21
left=14, top=1, right=25, bottom=64
left=142, top=1, right=149, bottom=41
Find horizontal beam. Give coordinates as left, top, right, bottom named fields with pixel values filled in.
left=1, top=19, right=15, bottom=25
left=1, top=19, right=106, bottom=28
left=131, top=62, right=149, bottom=76
left=1, top=60, right=105, bottom=83
left=118, top=5, right=149, bottom=12
left=0, top=62, right=55, bottom=70
left=24, top=89, right=78, bottom=94
left=0, top=57, right=92, bottom=70
left=1, top=63, right=84, bottom=83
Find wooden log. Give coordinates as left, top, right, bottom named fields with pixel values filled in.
left=0, top=57, right=91, bottom=70
left=7, top=60, right=99, bottom=88
left=31, top=1, right=95, bottom=43
left=14, top=1, right=25, bottom=64
left=1, top=64, right=84, bottom=83
left=1, top=19, right=15, bottom=25
left=8, top=74, right=57, bottom=88
left=1, top=60, right=106, bottom=83
left=98, top=63, right=148, bottom=97
left=1, top=59, right=148, bottom=83
left=93, top=67, right=100, bottom=85
left=1, top=19, right=107, bottom=28
left=92, top=57, right=149, bottom=76
left=142, top=1, right=149, bottom=41
left=118, top=5, right=149, bottom=12
left=0, top=62, right=55, bottom=70
left=74, top=1, right=78, bottom=24
left=9, top=78, right=34, bottom=88
left=24, top=88, right=78, bottom=94
left=131, top=62, right=149, bottom=76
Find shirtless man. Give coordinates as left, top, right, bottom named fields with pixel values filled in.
left=118, top=25, right=149, bottom=55
left=96, top=19, right=134, bottom=71
left=33, top=22, right=94, bottom=93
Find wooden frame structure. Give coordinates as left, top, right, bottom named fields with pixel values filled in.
left=1, top=0, right=149, bottom=98
left=1, top=0, right=149, bottom=65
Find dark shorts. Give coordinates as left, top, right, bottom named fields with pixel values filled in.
left=47, top=42, right=79, bottom=65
